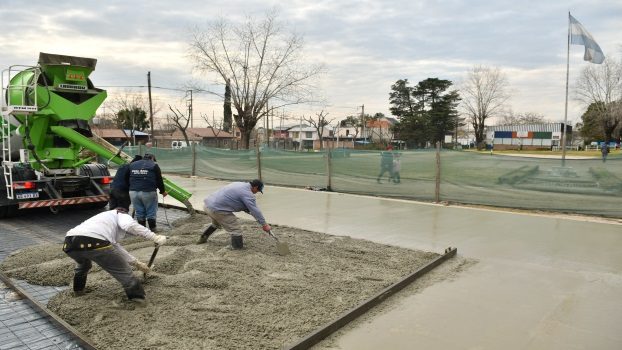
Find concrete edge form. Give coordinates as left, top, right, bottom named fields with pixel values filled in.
left=0, top=271, right=97, bottom=350
left=284, top=246, right=458, bottom=350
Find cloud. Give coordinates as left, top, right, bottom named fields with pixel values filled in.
left=0, top=0, right=620, bottom=125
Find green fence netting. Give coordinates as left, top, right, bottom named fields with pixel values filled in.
left=115, top=145, right=622, bottom=218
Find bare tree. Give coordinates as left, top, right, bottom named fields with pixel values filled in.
left=168, top=105, right=191, bottom=147
left=305, top=110, right=334, bottom=151
left=188, top=10, right=325, bottom=149
left=500, top=111, right=547, bottom=125
left=202, top=112, right=225, bottom=147
left=575, top=58, right=622, bottom=142
left=460, top=65, right=510, bottom=149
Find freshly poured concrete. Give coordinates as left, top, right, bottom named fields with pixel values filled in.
left=162, top=175, right=622, bottom=349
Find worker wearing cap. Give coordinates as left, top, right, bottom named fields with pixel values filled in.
left=197, top=179, right=271, bottom=249
left=63, top=207, right=168, bottom=304
left=129, top=153, right=167, bottom=232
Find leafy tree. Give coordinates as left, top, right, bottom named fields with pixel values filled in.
left=189, top=10, right=324, bottom=149
left=578, top=102, right=605, bottom=143
left=578, top=101, right=622, bottom=143
left=115, top=107, right=149, bottom=145
left=390, top=78, right=460, bottom=147
left=575, top=58, right=622, bottom=142
left=116, top=107, right=149, bottom=131
left=389, top=79, right=416, bottom=118
left=340, top=115, right=361, bottom=141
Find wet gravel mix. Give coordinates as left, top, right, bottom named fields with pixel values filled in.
left=1, top=214, right=467, bottom=350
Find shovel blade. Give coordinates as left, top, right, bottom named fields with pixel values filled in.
left=276, top=241, right=290, bottom=255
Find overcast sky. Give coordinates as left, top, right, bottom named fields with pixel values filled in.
left=1, top=0, right=620, bottom=127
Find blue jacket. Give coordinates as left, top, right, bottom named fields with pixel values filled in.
left=128, top=159, right=165, bottom=193
left=111, top=164, right=131, bottom=191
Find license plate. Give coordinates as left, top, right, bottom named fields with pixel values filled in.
left=16, top=192, right=39, bottom=199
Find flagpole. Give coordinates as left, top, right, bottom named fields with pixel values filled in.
left=561, top=12, right=571, bottom=167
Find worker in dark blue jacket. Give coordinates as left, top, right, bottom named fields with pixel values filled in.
left=129, top=154, right=167, bottom=231
left=109, top=155, right=142, bottom=210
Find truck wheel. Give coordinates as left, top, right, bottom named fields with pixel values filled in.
left=78, top=163, right=111, bottom=210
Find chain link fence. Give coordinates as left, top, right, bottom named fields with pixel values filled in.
left=118, top=144, right=622, bottom=218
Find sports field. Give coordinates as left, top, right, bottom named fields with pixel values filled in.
left=124, top=146, right=622, bottom=218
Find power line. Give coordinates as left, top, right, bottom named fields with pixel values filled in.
left=99, top=85, right=221, bottom=96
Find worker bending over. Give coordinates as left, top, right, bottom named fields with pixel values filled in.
left=197, top=179, right=271, bottom=249
left=63, top=206, right=167, bottom=304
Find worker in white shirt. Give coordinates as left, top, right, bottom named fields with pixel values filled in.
left=62, top=206, right=167, bottom=304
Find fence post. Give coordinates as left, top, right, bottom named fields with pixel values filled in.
left=326, top=149, right=333, bottom=191
left=256, top=143, right=262, bottom=181
left=435, top=141, right=441, bottom=203
left=191, top=143, right=197, bottom=177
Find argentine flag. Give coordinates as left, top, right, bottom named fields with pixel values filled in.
left=569, top=14, right=605, bottom=64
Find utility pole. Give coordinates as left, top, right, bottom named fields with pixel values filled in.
left=360, top=104, right=365, bottom=143
left=189, top=90, right=193, bottom=128
left=280, top=109, right=285, bottom=150
left=147, top=72, right=154, bottom=145
left=299, top=115, right=303, bottom=151
left=265, top=102, right=269, bottom=146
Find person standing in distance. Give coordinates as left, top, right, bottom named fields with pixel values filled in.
left=108, top=155, right=142, bottom=211
left=62, top=206, right=167, bottom=304
left=376, top=144, right=394, bottom=184
left=196, top=179, right=271, bottom=249
left=129, top=153, right=167, bottom=232
left=601, top=141, right=610, bottom=163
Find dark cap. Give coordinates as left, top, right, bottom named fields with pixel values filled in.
left=114, top=206, right=129, bottom=213
left=143, top=153, right=156, bottom=161
left=250, top=179, right=264, bottom=193
left=131, top=155, right=143, bottom=163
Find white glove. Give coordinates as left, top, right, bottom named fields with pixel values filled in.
left=131, top=260, right=151, bottom=274
left=153, top=234, right=167, bottom=245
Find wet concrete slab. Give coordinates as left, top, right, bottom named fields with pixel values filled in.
left=162, top=175, right=622, bottom=350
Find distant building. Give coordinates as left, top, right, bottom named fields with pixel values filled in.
left=486, top=123, right=572, bottom=150
left=91, top=127, right=150, bottom=146
left=163, top=127, right=235, bottom=149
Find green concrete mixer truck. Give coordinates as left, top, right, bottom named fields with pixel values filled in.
left=0, top=52, right=193, bottom=218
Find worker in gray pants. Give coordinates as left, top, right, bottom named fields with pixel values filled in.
left=63, top=207, right=167, bottom=303
left=197, top=179, right=271, bottom=249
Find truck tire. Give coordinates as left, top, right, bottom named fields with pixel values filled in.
left=78, top=163, right=111, bottom=210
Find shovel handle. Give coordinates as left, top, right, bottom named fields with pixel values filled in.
left=147, top=244, right=160, bottom=268
left=268, top=230, right=279, bottom=241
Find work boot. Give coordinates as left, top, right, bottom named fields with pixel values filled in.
left=231, top=235, right=244, bottom=249
left=147, top=219, right=157, bottom=233
left=138, top=219, right=146, bottom=227
left=73, top=274, right=87, bottom=293
left=129, top=297, right=147, bottom=308
left=197, top=225, right=217, bottom=244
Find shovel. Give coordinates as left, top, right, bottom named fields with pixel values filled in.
left=267, top=230, right=290, bottom=256
left=144, top=243, right=160, bottom=279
